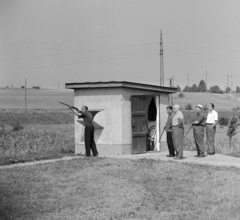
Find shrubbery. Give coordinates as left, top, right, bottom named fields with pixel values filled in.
left=178, top=92, right=185, bottom=98
left=185, top=104, right=193, bottom=110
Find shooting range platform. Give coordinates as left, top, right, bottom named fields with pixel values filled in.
left=66, top=81, right=177, bottom=155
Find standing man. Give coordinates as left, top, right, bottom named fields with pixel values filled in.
left=192, top=105, right=206, bottom=157
left=165, top=106, right=175, bottom=157
left=206, top=103, right=218, bottom=155
left=70, top=105, right=99, bottom=158
left=171, top=104, right=184, bottom=160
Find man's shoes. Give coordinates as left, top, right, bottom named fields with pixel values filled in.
left=209, top=152, right=215, bottom=155
left=166, top=154, right=175, bottom=157
left=94, top=153, right=99, bottom=157
left=195, top=155, right=200, bottom=157
left=206, top=152, right=211, bottom=155
left=197, top=154, right=205, bottom=158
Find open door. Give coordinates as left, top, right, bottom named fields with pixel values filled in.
left=131, top=96, right=148, bottom=154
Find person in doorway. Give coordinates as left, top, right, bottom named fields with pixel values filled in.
left=192, top=105, right=206, bottom=158
left=206, top=103, right=218, bottom=155
left=171, top=104, right=184, bottom=160
left=165, top=106, right=175, bottom=157
left=70, top=105, right=99, bottom=158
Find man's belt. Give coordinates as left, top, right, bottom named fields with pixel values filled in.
left=206, top=123, right=213, bottom=125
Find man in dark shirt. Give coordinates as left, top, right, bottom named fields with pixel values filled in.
left=192, top=105, right=206, bottom=158
left=165, top=106, right=175, bottom=157
left=70, top=105, right=99, bottom=157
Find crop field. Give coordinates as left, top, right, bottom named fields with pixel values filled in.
left=0, top=89, right=73, bottom=110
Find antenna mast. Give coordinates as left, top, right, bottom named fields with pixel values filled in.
left=160, top=30, right=164, bottom=86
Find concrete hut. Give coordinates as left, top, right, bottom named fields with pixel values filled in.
left=66, top=81, right=177, bottom=155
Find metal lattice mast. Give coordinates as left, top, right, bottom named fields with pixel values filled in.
left=160, top=30, right=164, bottom=86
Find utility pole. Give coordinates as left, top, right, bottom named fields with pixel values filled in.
left=187, top=73, right=189, bottom=92
left=167, top=77, right=173, bottom=106
left=25, top=78, right=27, bottom=112
left=160, top=30, right=164, bottom=86
left=227, top=74, right=229, bottom=99
left=172, top=76, right=174, bottom=87
left=206, top=70, right=207, bottom=92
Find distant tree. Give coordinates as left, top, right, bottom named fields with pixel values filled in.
left=209, top=85, right=223, bottom=94
left=225, top=87, right=231, bottom=93
left=198, top=80, right=207, bottom=92
left=177, top=85, right=181, bottom=92
left=32, top=86, right=40, bottom=89
left=183, top=86, right=190, bottom=92
left=191, top=84, right=198, bottom=92
left=236, top=86, right=240, bottom=93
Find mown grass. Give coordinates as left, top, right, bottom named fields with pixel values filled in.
left=0, top=158, right=240, bottom=220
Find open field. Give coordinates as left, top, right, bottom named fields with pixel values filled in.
left=173, top=92, right=240, bottom=110
left=0, top=89, right=73, bottom=110
left=0, top=158, right=240, bottom=220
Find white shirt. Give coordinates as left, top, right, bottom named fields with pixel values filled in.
left=206, top=110, right=218, bottom=123
left=172, top=111, right=184, bottom=126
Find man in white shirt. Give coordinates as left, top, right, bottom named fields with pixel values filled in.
left=171, top=104, right=184, bottom=160
left=206, top=103, right=218, bottom=155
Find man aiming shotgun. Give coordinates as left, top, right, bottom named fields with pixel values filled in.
left=60, top=102, right=99, bottom=158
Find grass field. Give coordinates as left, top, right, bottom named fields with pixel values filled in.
left=0, top=158, right=240, bottom=220
left=173, top=92, right=240, bottom=110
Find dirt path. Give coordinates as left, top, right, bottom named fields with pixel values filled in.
left=0, top=151, right=240, bottom=169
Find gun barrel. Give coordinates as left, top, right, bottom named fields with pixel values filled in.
left=59, top=102, right=70, bottom=107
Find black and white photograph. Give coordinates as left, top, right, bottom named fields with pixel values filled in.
left=1, top=0, right=240, bottom=219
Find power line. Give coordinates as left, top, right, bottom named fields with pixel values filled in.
left=0, top=42, right=157, bottom=62
left=0, top=52, right=157, bottom=72
left=0, top=50, right=157, bottom=70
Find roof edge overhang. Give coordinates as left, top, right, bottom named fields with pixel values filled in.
left=65, top=81, right=177, bottom=93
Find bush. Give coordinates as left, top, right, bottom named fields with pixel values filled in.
left=12, top=121, right=24, bottom=131
left=178, top=92, right=185, bottom=98
left=185, top=104, right=193, bottom=110
left=218, top=116, right=229, bottom=126
left=203, top=105, right=208, bottom=111
left=232, top=106, right=240, bottom=111
left=227, top=115, right=239, bottom=147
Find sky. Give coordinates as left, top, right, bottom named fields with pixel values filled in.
left=1, top=0, right=240, bottom=89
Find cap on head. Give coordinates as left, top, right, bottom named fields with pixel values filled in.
left=196, top=104, right=203, bottom=110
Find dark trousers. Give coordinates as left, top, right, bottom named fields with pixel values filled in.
left=85, top=125, right=98, bottom=157
left=193, top=126, right=205, bottom=155
left=167, top=132, right=175, bottom=156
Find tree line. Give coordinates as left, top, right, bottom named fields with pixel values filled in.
left=176, top=80, right=240, bottom=94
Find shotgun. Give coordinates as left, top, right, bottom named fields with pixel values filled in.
left=59, top=102, right=79, bottom=112
left=159, top=127, right=166, bottom=142
left=184, top=125, right=193, bottom=138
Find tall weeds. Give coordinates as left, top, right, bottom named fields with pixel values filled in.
left=0, top=129, right=74, bottom=165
